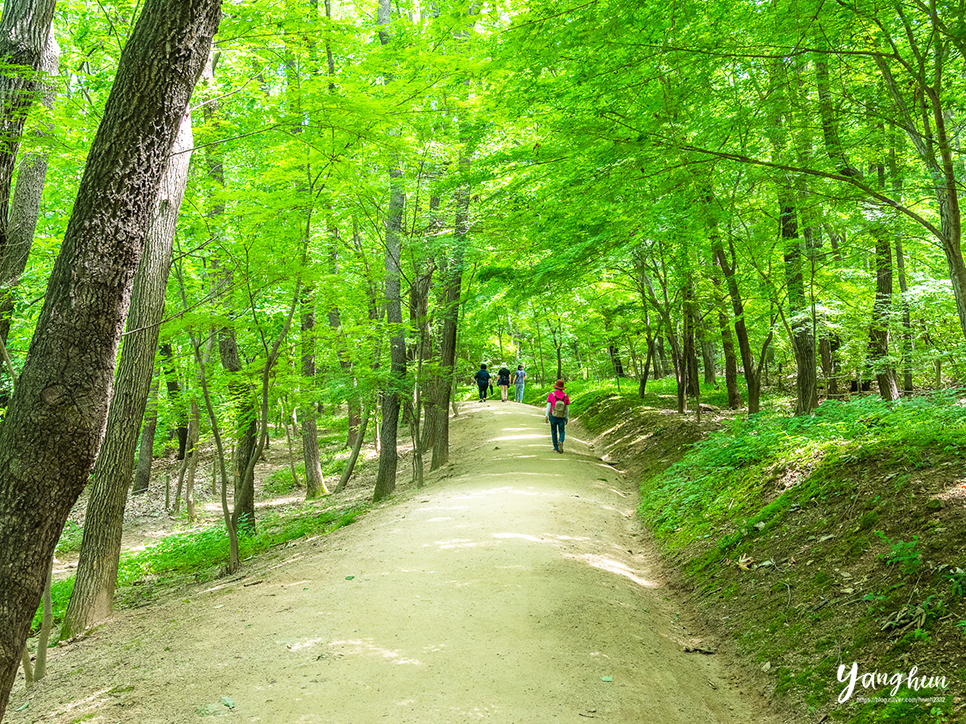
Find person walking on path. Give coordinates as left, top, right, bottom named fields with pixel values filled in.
left=474, top=363, right=492, bottom=402
left=496, top=363, right=512, bottom=401
left=512, top=364, right=526, bottom=402
left=544, top=379, right=570, bottom=453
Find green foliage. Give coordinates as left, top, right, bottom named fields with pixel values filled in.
left=118, top=504, right=364, bottom=585
left=942, top=568, right=966, bottom=598
left=55, top=521, right=85, bottom=556
left=876, top=531, right=923, bottom=576
left=31, top=578, right=74, bottom=638
left=638, top=391, right=966, bottom=550
left=265, top=464, right=306, bottom=496
left=35, top=504, right=365, bottom=635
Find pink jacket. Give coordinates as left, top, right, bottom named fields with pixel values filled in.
left=545, top=390, right=570, bottom=418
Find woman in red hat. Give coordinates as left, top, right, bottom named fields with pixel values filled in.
left=544, top=379, right=570, bottom=453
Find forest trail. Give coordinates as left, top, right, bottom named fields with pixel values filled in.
left=8, top=402, right=778, bottom=723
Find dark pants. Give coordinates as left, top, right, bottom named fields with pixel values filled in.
left=549, top=415, right=566, bottom=450
left=478, top=383, right=489, bottom=401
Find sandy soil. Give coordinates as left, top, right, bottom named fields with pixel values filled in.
left=7, top=401, right=779, bottom=723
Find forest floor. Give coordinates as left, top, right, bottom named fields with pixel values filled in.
left=7, top=400, right=781, bottom=723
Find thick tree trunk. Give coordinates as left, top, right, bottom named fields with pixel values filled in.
left=61, top=109, right=195, bottom=641
left=0, top=21, right=57, bottom=347
left=0, top=1, right=220, bottom=715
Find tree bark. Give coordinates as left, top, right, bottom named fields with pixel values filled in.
left=301, top=287, right=328, bottom=498
left=373, top=165, right=406, bottom=502
left=430, top=197, right=466, bottom=471
left=868, top=220, right=900, bottom=401
left=874, top=38, right=966, bottom=345
left=0, top=1, right=220, bottom=715
left=781, top=197, right=818, bottom=415
left=373, top=0, right=407, bottom=502
left=159, top=342, right=188, bottom=459
left=0, top=20, right=57, bottom=347
left=61, top=105, right=196, bottom=642
left=132, top=375, right=159, bottom=494
left=0, top=0, right=56, bottom=267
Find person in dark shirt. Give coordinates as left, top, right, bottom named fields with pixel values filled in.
left=496, top=364, right=511, bottom=401
left=473, top=363, right=492, bottom=402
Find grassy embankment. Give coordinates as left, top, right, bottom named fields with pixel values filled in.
left=572, top=378, right=966, bottom=724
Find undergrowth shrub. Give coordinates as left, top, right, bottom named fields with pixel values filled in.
left=639, top=390, right=966, bottom=552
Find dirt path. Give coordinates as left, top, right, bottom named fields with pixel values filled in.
left=8, top=402, right=777, bottom=723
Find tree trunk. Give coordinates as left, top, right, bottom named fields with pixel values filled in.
left=711, top=231, right=765, bottom=413
left=0, top=1, right=220, bottom=714
left=868, top=223, right=900, bottom=401
left=334, top=405, right=370, bottom=493
left=430, top=212, right=465, bottom=471
left=0, top=0, right=57, bottom=269
left=132, top=375, right=159, bottom=494
left=301, top=287, right=327, bottom=499
left=683, top=284, right=700, bottom=401
left=701, top=336, right=716, bottom=386
left=0, top=21, right=57, bottom=347
left=159, top=342, right=188, bottom=459
left=819, top=332, right=841, bottom=399
left=781, top=197, right=818, bottom=415
left=874, top=45, right=966, bottom=346
left=656, top=337, right=669, bottom=379
left=60, top=109, right=195, bottom=641
left=888, top=148, right=914, bottom=393
left=185, top=399, right=199, bottom=521
left=373, top=166, right=406, bottom=502
left=372, top=0, right=407, bottom=503
left=535, top=320, right=546, bottom=384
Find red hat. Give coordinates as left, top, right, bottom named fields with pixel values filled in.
left=553, top=379, right=565, bottom=390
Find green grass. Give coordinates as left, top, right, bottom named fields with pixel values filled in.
left=55, top=520, right=85, bottom=555
left=615, top=389, right=966, bottom=723
left=36, top=503, right=365, bottom=635
left=637, top=390, right=966, bottom=551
